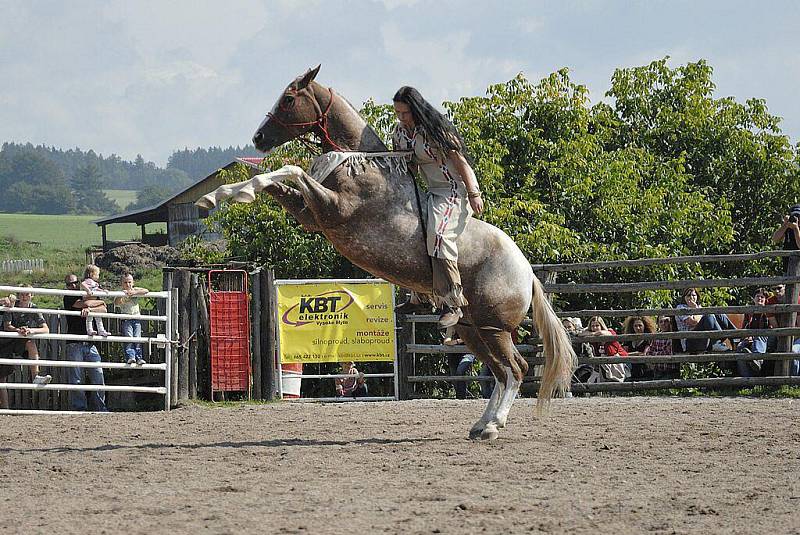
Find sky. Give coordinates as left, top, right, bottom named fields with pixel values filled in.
left=1, top=0, right=799, bottom=166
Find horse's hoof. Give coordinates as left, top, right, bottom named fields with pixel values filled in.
left=468, top=425, right=484, bottom=440
left=480, top=424, right=499, bottom=441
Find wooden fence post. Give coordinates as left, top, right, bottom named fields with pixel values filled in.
left=261, top=269, right=277, bottom=400
left=250, top=268, right=262, bottom=400
left=395, top=314, right=412, bottom=400
left=170, top=287, right=179, bottom=406
left=775, top=254, right=800, bottom=375
left=175, top=270, right=191, bottom=402
left=196, top=276, right=211, bottom=399
left=189, top=273, right=198, bottom=399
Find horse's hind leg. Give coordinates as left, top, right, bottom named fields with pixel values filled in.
left=456, top=325, right=507, bottom=440
left=477, top=328, right=526, bottom=439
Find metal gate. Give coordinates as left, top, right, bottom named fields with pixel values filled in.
left=208, top=270, right=251, bottom=397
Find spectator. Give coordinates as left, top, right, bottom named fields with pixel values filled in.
left=63, top=274, right=108, bottom=412
left=335, top=361, right=368, bottom=398
left=81, top=264, right=110, bottom=336
left=446, top=352, right=495, bottom=399
left=0, top=294, right=18, bottom=409
left=644, top=316, right=681, bottom=380
left=114, top=272, right=149, bottom=366
left=765, top=284, right=785, bottom=330
left=578, top=316, right=628, bottom=382
left=790, top=313, right=800, bottom=377
left=736, top=288, right=771, bottom=378
left=771, top=204, right=800, bottom=271
left=2, top=287, right=52, bottom=386
left=675, top=287, right=737, bottom=353
left=477, top=361, right=494, bottom=399
left=450, top=353, right=476, bottom=399
left=622, top=315, right=656, bottom=380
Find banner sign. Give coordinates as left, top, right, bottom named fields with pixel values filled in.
left=276, top=280, right=395, bottom=363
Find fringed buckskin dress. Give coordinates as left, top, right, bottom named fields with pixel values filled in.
left=393, top=123, right=472, bottom=309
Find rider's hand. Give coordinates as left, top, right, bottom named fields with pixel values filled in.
left=469, top=196, right=484, bottom=215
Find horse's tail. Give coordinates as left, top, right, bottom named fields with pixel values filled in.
left=530, top=273, right=577, bottom=415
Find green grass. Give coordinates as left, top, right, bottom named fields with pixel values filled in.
left=0, top=213, right=166, bottom=308
left=104, top=189, right=139, bottom=210
left=0, top=213, right=165, bottom=249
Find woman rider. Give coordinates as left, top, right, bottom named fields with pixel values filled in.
left=391, top=86, right=484, bottom=328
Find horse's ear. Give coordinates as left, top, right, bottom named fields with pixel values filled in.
left=294, top=65, right=321, bottom=90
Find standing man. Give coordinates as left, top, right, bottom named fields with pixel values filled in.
left=63, top=274, right=108, bottom=412
left=3, top=287, right=52, bottom=385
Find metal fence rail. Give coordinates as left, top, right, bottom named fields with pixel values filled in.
left=0, top=284, right=175, bottom=413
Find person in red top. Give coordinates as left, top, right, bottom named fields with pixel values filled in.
left=579, top=316, right=629, bottom=380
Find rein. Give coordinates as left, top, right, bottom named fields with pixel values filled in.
left=267, top=87, right=348, bottom=153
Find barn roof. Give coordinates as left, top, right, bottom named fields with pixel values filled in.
left=93, top=159, right=261, bottom=226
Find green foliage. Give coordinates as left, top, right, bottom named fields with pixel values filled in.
left=209, top=58, right=798, bottom=312
left=127, top=184, right=174, bottom=211
left=71, top=163, right=120, bottom=215
left=167, top=145, right=261, bottom=180
left=178, top=235, right=226, bottom=265
left=0, top=142, right=192, bottom=193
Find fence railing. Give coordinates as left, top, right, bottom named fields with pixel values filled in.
left=395, top=249, right=800, bottom=398
left=1, top=259, right=44, bottom=273
left=0, top=284, right=175, bottom=413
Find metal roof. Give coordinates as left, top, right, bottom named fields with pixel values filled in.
left=92, top=160, right=258, bottom=226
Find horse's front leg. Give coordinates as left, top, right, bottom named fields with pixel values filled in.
left=194, top=165, right=320, bottom=231
left=292, top=170, right=354, bottom=225
left=196, top=166, right=302, bottom=209
left=264, top=181, right=321, bottom=232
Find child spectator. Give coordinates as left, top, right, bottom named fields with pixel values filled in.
left=622, top=315, right=656, bottom=380
left=644, top=316, right=681, bottom=379
left=335, top=361, right=368, bottom=398
left=81, top=264, right=109, bottom=336
left=578, top=316, right=628, bottom=381
left=114, top=273, right=149, bottom=366
left=736, top=288, right=771, bottom=377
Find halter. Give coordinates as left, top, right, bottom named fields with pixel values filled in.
left=266, top=87, right=348, bottom=153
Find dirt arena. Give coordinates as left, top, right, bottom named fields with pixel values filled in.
left=1, top=397, right=799, bottom=534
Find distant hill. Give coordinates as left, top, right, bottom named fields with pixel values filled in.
left=167, top=145, right=261, bottom=181
left=0, top=142, right=260, bottom=215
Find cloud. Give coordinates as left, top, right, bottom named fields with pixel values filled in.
left=379, top=23, right=523, bottom=105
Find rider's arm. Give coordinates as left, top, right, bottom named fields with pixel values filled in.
left=448, top=151, right=483, bottom=215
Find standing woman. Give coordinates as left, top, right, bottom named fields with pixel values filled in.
left=392, top=86, right=484, bottom=328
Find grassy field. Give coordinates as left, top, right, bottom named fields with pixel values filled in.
left=0, top=213, right=166, bottom=307
left=103, top=189, right=138, bottom=210
left=0, top=213, right=165, bottom=249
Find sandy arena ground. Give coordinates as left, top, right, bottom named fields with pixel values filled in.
left=1, top=397, right=799, bottom=534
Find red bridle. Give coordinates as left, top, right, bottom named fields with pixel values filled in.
left=266, top=87, right=348, bottom=153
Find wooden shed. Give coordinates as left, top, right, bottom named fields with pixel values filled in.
left=93, top=159, right=261, bottom=251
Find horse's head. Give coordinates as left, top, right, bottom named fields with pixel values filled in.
left=252, top=65, right=325, bottom=152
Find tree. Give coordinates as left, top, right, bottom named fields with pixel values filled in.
left=0, top=148, right=74, bottom=213
left=205, top=59, right=798, bottom=310
left=71, top=163, right=120, bottom=215
left=127, top=184, right=174, bottom=211
left=6, top=181, right=75, bottom=214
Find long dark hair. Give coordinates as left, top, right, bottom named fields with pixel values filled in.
left=393, top=86, right=469, bottom=158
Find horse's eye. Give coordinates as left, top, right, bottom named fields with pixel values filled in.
left=282, top=95, right=295, bottom=107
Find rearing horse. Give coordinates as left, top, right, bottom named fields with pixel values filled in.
left=197, top=66, right=576, bottom=440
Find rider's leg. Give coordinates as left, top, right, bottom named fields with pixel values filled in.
left=432, top=257, right=468, bottom=329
